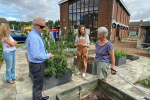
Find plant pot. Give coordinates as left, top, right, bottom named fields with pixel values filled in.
left=127, top=55, right=139, bottom=61
left=110, top=56, right=126, bottom=66
left=56, top=79, right=138, bottom=100
left=29, top=69, right=72, bottom=90
left=74, top=56, right=94, bottom=74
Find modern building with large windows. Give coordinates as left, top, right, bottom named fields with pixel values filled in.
left=58, top=0, right=130, bottom=42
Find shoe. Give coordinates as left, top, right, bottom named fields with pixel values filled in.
left=12, top=78, right=19, bottom=81
left=7, top=81, right=15, bottom=84
left=82, top=73, right=85, bottom=78
left=41, top=96, right=49, bottom=100
left=76, top=71, right=81, bottom=75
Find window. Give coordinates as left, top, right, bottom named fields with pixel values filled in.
left=73, top=2, right=76, bottom=9
left=84, top=12, right=88, bottom=20
left=77, top=1, right=80, bottom=8
left=77, top=13, right=80, bottom=20
left=93, top=20, right=97, bottom=28
left=94, top=0, right=99, bottom=6
left=69, top=4, right=72, bottom=9
left=89, top=21, right=92, bottom=28
left=69, top=14, right=72, bottom=21
left=94, top=6, right=98, bottom=10
left=77, top=21, right=80, bottom=26
left=89, top=0, right=94, bottom=7
left=69, top=9, right=72, bottom=13
left=93, top=11, right=98, bottom=19
left=73, top=14, right=76, bottom=21
left=85, top=0, right=89, bottom=7
left=69, top=0, right=99, bottom=28
left=89, top=7, right=93, bottom=11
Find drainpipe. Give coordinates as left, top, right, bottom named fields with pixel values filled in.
left=110, top=0, right=115, bottom=43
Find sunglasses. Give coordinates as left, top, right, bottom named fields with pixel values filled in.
left=36, top=24, right=45, bottom=29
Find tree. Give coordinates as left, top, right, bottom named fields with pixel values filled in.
left=47, top=20, right=54, bottom=29
left=54, top=20, right=60, bottom=29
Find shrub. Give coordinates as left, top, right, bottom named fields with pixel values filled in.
left=42, top=28, right=76, bottom=77
left=114, top=50, right=129, bottom=58
left=0, top=43, right=3, bottom=61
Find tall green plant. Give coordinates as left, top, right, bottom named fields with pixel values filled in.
left=0, top=43, right=3, bottom=61
left=42, top=28, right=73, bottom=77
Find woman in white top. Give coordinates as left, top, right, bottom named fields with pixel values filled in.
left=75, top=25, right=90, bottom=78
left=0, top=24, right=18, bottom=84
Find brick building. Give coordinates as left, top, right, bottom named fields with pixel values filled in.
left=58, top=0, right=130, bottom=42
left=129, top=20, right=150, bottom=36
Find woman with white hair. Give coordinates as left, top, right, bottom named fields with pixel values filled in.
left=92, top=27, right=115, bottom=83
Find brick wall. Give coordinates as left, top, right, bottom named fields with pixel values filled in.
left=59, top=1, right=69, bottom=34
left=98, top=0, right=113, bottom=40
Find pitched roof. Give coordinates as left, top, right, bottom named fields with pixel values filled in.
left=0, top=18, right=8, bottom=23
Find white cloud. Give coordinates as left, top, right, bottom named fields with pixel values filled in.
left=5, top=17, right=20, bottom=21
left=0, top=0, right=61, bottom=22
left=122, top=0, right=150, bottom=21
left=0, top=0, right=150, bottom=22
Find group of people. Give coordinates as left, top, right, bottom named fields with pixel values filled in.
left=0, top=16, right=115, bottom=100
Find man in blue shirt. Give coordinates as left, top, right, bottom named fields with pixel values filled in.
left=26, top=17, right=54, bottom=100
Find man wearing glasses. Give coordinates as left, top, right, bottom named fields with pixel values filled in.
left=26, top=17, right=54, bottom=100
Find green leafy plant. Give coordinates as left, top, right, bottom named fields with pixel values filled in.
left=137, top=75, right=150, bottom=87
left=0, top=43, right=3, bottom=61
left=42, top=27, right=76, bottom=77
left=64, top=28, right=76, bottom=48
left=114, top=50, right=129, bottom=58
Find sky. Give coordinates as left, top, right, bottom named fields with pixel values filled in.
left=0, top=0, right=149, bottom=22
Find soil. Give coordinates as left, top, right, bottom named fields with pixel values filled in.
left=81, top=90, right=111, bottom=100
left=87, top=57, right=94, bottom=64
left=88, top=49, right=95, bottom=55
left=88, top=42, right=150, bottom=57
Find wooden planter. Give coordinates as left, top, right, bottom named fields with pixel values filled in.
left=29, top=69, right=72, bottom=90
left=110, top=56, right=126, bottom=66
left=127, top=55, right=139, bottom=61
left=56, top=79, right=138, bottom=100
left=74, top=56, right=94, bottom=74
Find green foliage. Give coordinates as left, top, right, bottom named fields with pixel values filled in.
left=64, top=28, right=76, bottom=48
left=45, top=55, right=68, bottom=77
left=0, top=43, right=4, bottom=61
left=42, top=29, right=76, bottom=77
left=137, top=75, right=150, bottom=87
left=114, top=50, right=129, bottom=58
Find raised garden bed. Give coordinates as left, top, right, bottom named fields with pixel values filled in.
left=56, top=79, right=138, bottom=100
left=29, top=69, right=72, bottom=90
left=74, top=56, right=94, bottom=74
left=110, top=56, right=127, bottom=66
left=127, top=55, right=139, bottom=61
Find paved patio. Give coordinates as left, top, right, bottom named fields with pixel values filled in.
left=0, top=46, right=150, bottom=100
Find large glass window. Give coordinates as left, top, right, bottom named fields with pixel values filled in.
left=77, top=1, right=80, bottom=8
left=69, top=0, right=99, bottom=28
left=89, top=0, right=94, bottom=7
left=94, top=0, right=99, bottom=6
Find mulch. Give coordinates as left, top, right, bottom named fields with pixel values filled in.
left=88, top=42, right=150, bottom=57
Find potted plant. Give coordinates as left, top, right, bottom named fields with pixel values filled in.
left=126, top=54, right=139, bottom=61
left=110, top=50, right=128, bottom=66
